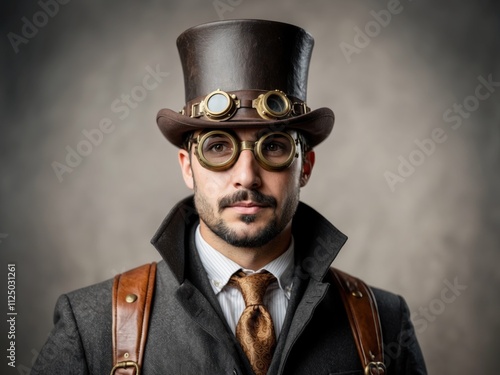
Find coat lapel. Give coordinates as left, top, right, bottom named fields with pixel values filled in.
left=273, top=277, right=330, bottom=374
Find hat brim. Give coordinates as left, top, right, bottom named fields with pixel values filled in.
left=156, top=107, right=335, bottom=148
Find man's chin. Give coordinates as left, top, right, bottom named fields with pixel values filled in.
left=223, top=221, right=273, bottom=240
left=222, top=210, right=269, bottom=226
left=239, top=214, right=257, bottom=224
left=229, top=219, right=268, bottom=234
left=201, top=211, right=282, bottom=248
left=220, top=229, right=275, bottom=248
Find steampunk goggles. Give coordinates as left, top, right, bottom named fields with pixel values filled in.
left=184, top=89, right=310, bottom=121
left=188, top=130, right=300, bottom=171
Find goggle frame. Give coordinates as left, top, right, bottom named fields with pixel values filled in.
left=189, top=130, right=300, bottom=172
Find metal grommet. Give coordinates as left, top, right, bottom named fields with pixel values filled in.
left=125, top=294, right=138, bottom=303
left=352, top=290, right=363, bottom=298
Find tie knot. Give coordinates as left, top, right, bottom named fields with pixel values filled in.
left=230, top=271, right=276, bottom=307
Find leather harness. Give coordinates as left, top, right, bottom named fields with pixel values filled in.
left=110, top=262, right=386, bottom=375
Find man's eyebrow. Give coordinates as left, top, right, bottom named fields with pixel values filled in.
left=255, top=128, right=291, bottom=138
left=255, top=128, right=269, bottom=138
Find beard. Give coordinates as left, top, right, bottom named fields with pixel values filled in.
left=193, top=184, right=299, bottom=248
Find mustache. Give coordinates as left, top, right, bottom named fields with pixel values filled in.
left=218, top=190, right=277, bottom=212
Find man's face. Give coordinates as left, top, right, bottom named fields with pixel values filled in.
left=178, top=127, right=315, bottom=249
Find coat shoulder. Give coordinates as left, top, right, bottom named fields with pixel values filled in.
left=371, top=286, right=408, bottom=320
left=32, top=278, right=115, bottom=374
left=65, top=277, right=114, bottom=309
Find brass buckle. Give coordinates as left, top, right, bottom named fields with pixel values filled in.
left=292, top=101, right=310, bottom=115
left=110, top=361, right=140, bottom=375
left=191, top=102, right=202, bottom=118
left=364, top=361, right=386, bottom=375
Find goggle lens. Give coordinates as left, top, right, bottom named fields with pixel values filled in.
left=206, top=92, right=230, bottom=114
left=200, top=132, right=237, bottom=168
left=267, top=94, right=286, bottom=113
left=262, top=92, right=289, bottom=117
left=257, top=133, right=295, bottom=167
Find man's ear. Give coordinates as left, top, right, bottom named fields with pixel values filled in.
left=300, top=150, right=315, bottom=187
left=178, top=148, right=194, bottom=190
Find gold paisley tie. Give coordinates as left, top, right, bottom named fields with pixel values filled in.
left=230, top=271, right=277, bottom=375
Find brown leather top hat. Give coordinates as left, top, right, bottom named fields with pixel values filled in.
left=156, top=19, right=334, bottom=148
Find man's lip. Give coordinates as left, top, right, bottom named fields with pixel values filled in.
left=224, top=201, right=270, bottom=214
left=227, top=201, right=268, bottom=208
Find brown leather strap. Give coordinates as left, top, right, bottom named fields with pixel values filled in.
left=331, top=268, right=386, bottom=375
left=111, top=262, right=157, bottom=375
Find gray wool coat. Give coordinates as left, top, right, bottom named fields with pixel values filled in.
left=32, top=196, right=427, bottom=375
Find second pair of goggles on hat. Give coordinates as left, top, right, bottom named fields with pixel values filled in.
left=190, top=130, right=300, bottom=171
left=186, top=89, right=310, bottom=121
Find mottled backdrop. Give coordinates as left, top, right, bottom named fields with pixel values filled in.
left=1, top=0, right=499, bottom=374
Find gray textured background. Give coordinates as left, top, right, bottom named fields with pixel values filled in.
left=1, top=0, right=499, bottom=374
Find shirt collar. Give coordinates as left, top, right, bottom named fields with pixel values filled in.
left=195, top=225, right=294, bottom=298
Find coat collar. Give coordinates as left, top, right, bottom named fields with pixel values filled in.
left=150, top=195, right=348, bottom=284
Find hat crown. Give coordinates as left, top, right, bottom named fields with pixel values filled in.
left=177, top=19, right=314, bottom=103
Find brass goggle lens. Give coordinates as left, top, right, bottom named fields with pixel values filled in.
left=201, top=90, right=238, bottom=120
left=253, top=90, right=292, bottom=120
left=192, top=130, right=299, bottom=171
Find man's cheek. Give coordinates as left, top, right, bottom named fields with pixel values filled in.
left=204, top=178, right=226, bottom=197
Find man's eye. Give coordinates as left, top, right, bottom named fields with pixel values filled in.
left=210, top=143, right=226, bottom=152
left=263, top=142, right=285, bottom=153
left=204, top=139, right=232, bottom=154
left=266, top=143, right=281, bottom=151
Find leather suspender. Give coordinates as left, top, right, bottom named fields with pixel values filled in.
left=110, top=262, right=157, bottom=375
left=110, top=263, right=385, bottom=374
left=331, top=268, right=386, bottom=375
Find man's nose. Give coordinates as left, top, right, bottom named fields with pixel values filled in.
left=230, top=149, right=262, bottom=189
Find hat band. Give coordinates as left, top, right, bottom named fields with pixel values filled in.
left=181, top=89, right=310, bottom=122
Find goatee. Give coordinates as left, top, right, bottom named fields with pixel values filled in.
left=194, top=188, right=298, bottom=248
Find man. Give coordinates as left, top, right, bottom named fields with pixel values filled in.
left=32, top=19, right=427, bottom=374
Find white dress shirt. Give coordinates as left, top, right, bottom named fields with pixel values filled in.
left=195, top=225, right=294, bottom=338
